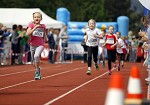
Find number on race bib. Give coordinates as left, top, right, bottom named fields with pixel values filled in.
left=33, top=31, right=44, bottom=37
left=106, top=38, right=114, bottom=44
left=100, top=39, right=105, bottom=44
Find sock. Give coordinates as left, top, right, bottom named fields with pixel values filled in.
left=36, top=68, right=40, bottom=74
left=88, top=67, right=91, bottom=70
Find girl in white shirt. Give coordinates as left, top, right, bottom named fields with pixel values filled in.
left=85, top=19, right=102, bottom=75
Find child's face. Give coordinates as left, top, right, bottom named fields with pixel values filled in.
left=116, top=32, right=120, bottom=38
left=108, top=26, right=114, bottom=34
left=88, top=20, right=95, bottom=30
left=33, top=13, right=42, bottom=24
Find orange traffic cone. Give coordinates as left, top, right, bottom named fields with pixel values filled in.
left=105, top=73, right=124, bottom=105
left=125, top=66, right=143, bottom=105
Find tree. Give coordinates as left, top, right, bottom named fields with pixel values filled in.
left=104, top=0, right=130, bottom=21
left=0, top=0, right=143, bottom=33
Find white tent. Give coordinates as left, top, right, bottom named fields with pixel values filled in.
left=0, top=8, right=64, bottom=28
left=139, top=0, right=150, bottom=10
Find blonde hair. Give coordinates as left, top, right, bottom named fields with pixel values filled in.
left=108, top=25, right=114, bottom=30
left=88, top=19, right=96, bottom=26
left=33, top=12, right=42, bottom=18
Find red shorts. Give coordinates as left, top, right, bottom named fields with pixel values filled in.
left=122, top=48, right=127, bottom=54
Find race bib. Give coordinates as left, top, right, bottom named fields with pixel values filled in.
left=106, top=38, right=114, bottom=44
left=32, top=28, right=44, bottom=37
left=100, top=39, right=105, bottom=44
left=88, top=38, right=98, bottom=46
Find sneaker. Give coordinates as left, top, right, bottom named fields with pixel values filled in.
left=102, top=61, right=105, bottom=68
left=86, top=69, right=91, bottom=75
left=34, top=71, right=42, bottom=80
left=95, top=64, right=99, bottom=70
left=108, top=70, right=112, bottom=75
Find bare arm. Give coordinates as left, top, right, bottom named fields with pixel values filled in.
left=44, top=31, right=48, bottom=42
left=93, top=34, right=103, bottom=38
left=26, top=24, right=41, bottom=36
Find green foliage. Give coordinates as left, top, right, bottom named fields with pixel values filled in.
left=104, top=0, right=130, bottom=21
left=0, top=0, right=143, bottom=33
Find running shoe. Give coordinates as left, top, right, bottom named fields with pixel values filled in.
left=102, top=61, right=105, bottom=68
left=95, top=63, right=99, bottom=70
left=86, top=69, right=91, bottom=75
left=34, top=71, right=42, bottom=80
left=108, top=70, right=112, bottom=75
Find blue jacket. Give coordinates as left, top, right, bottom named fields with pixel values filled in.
left=0, top=31, right=10, bottom=53
left=47, top=33, right=55, bottom=49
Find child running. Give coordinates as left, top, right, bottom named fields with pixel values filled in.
left=116, top=32, right=125, bottom=71
left=85, top=19, right=102, bottom=75
left=98, top=29, right=106, bottom=67
left=103, top=25, right=117, bottom=75
left=26, top=12, right=48, bottom=80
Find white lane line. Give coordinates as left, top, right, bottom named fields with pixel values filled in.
left=1, top=65, right=32, bottom=70
left=0, top=70, right=34, bottom=77
left=44, top=71, right=110, bottom=105
left=0, top=67, right=85, bottom=91
left=0, top=66, right=61, bottom=77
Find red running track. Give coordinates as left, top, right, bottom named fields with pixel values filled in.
left=0, top=61, right=148, bottom=105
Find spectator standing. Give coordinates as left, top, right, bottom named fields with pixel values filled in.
left=59, top=25, right=69, bottom=62
left=47, top=28, right=55, bottom=63
left=136, top=42, right=144, bottom=62
left=129, top=36, right=138, bottom=62
left=53, top=30, right=59, bottom=62
left=0, top=25, right=10, bottom=65
left=18, top=25, right=29, bottom=64
left=10, top=24, right=19, bottom=65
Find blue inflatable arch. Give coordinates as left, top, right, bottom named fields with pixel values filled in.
left=57, top=7, right=129, bottom=43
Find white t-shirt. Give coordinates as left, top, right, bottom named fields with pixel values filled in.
left=116, top=38, right=124, bottom=54
left=85, top=28, right=102, bottom=47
